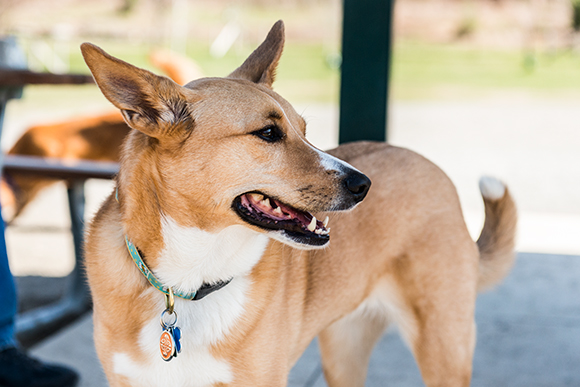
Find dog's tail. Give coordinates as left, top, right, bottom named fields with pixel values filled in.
left=476, top=176, right=518, bottom=292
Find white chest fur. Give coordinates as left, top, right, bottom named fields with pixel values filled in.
left=113, top=219, right=269, bottom=386
left=157, top=217, right=270, bottom=292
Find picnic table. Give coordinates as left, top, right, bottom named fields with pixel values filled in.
left=0, top=36, right=117, bottom=343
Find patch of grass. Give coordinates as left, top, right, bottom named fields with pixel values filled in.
left=20, top=39, right=580, bottom=107
left=391, top=41, right=580, bottom=99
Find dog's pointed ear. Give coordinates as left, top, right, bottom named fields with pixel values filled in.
left=228, top=20, right=284, bottom=87
left=81, top=43, right=195, bottom=140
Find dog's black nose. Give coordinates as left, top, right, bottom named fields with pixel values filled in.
left=343, top=172, right=371, bottom=203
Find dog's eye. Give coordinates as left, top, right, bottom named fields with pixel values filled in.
left=253, top=126, right=284, bottom=143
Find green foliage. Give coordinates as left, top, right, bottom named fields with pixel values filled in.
left=391, top=41, right=580, bottom=99
left=572, top=0, right=580, bottom=31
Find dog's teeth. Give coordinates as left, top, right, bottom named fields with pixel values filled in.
left=273, top=206, right=284, bottom=215
left=249, top=193, right=263, bottom=202
left=315, top=228, right=330, bottom=235
left=307, top=216, right=317, bottom=232
left=323, top=216, right=329, bottom=228
left=262, top=198, right=271, bottom=208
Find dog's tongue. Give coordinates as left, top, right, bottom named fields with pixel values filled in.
left=241, top=193, right=327, bottom=233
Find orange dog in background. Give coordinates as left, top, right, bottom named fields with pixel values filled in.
left=0, top=50, right=202, bottom=222
left=83, top=21, right=517, bottom=387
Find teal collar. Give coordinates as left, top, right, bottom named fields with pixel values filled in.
left=124, top=236, right=199, bottom=300
left=124, top=235, right=233, bottom=301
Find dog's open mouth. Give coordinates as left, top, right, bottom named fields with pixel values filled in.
left=233, top=192, right=330, bottom=246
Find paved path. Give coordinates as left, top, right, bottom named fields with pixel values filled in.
left=388, top=99, right=580, bottom=256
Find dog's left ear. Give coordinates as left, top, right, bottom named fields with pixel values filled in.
left=81, top=43, right=195, bottom=141
left=228, top=20, right=284, bottom=87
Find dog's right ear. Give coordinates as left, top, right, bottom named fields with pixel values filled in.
left=81, top=43, right=195, bottom=141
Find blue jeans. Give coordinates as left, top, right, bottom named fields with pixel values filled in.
left=0, top=217, right=16, bottom=350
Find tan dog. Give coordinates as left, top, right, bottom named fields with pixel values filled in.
left=82, top=21, right=517, bottom=387
left=0, top=50, right=202, bottom=222
left=0, top=112, right=130, bottom=221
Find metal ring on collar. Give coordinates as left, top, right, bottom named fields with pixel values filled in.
left=160, top=309, right=178, bottom=328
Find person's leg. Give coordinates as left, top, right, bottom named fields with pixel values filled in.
left=0, top=219, right=17, bottom=351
